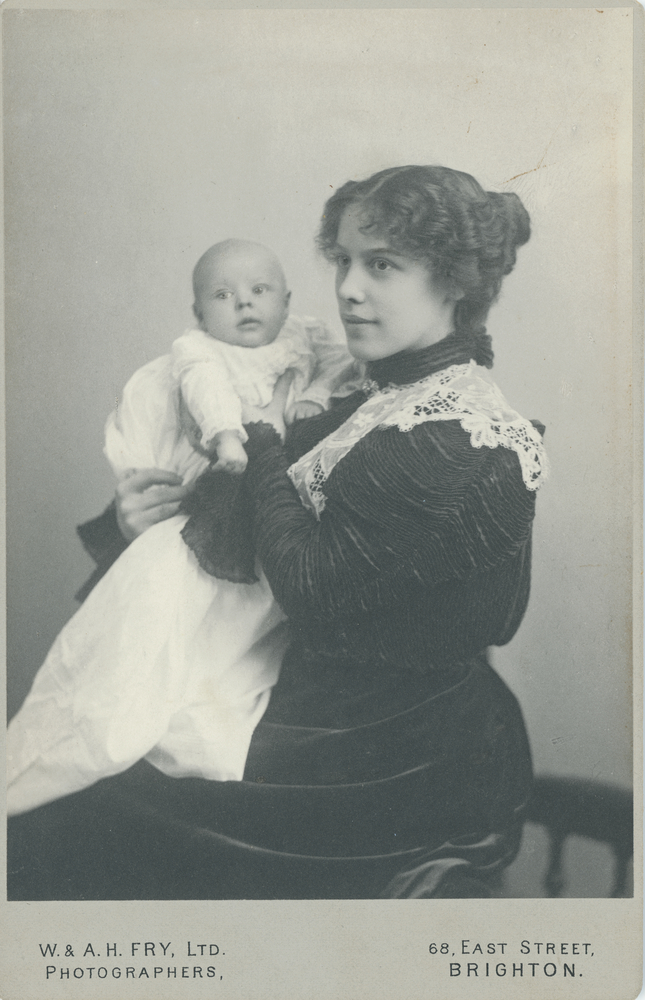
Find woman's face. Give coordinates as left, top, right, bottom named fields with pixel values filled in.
left=333, top=206, right=458, bottom=361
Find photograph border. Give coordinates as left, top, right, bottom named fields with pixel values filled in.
left=1, top=3, right=642, bottom=997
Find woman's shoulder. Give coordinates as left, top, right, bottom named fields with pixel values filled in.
left=342, top=364, right=548, bottom=495
left=320, top=417, right=538, bottom=553
left=324, top=413, right=542, bottom=528
left=354, top=417, right=518, bottom=487
left=286, top=364, right=547, bottom=519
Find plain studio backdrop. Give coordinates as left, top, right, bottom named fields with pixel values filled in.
left=5, top=8, right=634, bottom=803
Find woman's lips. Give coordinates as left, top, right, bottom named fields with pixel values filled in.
left=342, top=315, right=375, bottom=325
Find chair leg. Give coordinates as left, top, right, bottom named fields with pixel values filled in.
left=544, top=832, right=566, bottom=897
left=612, top=852, right=631, bottom=897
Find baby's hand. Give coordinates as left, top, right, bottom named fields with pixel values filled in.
left=285, top=400, right=325, bottom=425
left=212, top=431, right=248, bottom=475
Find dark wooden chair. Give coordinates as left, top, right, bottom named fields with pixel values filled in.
left=524, top=776, right=633, bottom=897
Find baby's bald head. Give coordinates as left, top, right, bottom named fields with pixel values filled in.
left=193, top=239, right=290, bottom=348
left=193, top=239, right=287, bottom=300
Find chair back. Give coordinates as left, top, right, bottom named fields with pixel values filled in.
left=525, top=776, right=633, bottom=897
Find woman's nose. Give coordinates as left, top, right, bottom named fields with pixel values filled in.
left=336, top=267, right=366, bottom=303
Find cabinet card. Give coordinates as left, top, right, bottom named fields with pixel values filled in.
left=2, top=4, right=642, bottom=998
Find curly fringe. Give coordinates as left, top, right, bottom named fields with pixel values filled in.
left=318, top=166, right=531, bottom=369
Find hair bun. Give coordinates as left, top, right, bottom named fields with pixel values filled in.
left=487, top=191, right=531, bottom=275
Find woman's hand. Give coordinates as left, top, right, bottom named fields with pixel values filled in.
left=241, top=370, right=295, bottom=440
left=115, top=469, right=191, bottom=541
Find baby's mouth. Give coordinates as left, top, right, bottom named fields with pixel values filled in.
left=238, top=317, right=261, bottom=327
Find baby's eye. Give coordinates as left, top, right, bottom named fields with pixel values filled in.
left=215, top=290, right=232, bottom=299
left=252, top=285, right=268, bottom=295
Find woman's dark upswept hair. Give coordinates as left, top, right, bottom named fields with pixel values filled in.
left=317, top=165, right=531, bottom=368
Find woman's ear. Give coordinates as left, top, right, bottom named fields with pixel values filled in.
left=429, top=267, right=464, bottom=304
left=442, top=275, right=465, bottom=303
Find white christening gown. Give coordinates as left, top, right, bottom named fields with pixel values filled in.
left=7, top=316, right=355, bottom=816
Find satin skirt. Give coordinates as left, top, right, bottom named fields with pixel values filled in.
left=7, top=655, right=532, bottom=900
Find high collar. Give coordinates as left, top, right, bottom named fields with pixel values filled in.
left=366, top=331, right=477, bottom=389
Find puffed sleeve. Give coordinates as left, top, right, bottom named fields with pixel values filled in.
left=295, top=318, right=362, bottom=408
left=104, top=355, right=179, bottom=478
left=242, top=419, right=538, bottom=620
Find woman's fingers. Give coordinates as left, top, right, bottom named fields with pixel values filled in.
left=134, top=483, right=189, bottom=511
left=147, top=500, right=183, bottom=520
left=115, top=468, right=190, bottom=540
left=119, top=468, right=184, bottom=491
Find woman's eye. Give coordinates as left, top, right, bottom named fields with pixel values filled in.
left=335, top=254, right=350, bottom=268
left=372, top=258, right=392, bottom=272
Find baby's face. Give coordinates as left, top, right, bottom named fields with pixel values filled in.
left=194, top=246, right=290, bottom=348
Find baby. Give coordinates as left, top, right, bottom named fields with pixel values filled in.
left=105, top=238, right=355, bottom=487
left=182, top=238, right=329, bottom=472
left=7, top=239, right=358, bottom=817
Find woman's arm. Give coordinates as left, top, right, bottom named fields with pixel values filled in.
left=75, top=501, right=129, bottom=601
left=243, top=419, right=537, bottom=620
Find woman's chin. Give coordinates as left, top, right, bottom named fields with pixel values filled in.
left=345, top=335, right=385, bottom=362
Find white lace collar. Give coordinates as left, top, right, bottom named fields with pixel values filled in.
left=287, top=361, right=549, bottom=518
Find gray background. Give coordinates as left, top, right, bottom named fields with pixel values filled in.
left=5, top=7, right=634, bottom=796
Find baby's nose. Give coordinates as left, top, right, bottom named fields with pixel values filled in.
left=236, top=293, right=253, bottom=309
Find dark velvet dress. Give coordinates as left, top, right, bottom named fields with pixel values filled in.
left=8, top=334, right=538, bottom=900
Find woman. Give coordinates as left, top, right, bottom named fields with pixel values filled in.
left=8, top=165, right=547, bottom=900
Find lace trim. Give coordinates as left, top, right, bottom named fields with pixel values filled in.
left=287, top=362, right=548, bottom=517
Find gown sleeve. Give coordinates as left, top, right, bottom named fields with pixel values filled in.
left=104, top=356, right=180, bottom=478
left=295, top=319, right=361, bottom=409
left=171, top=332, right=246, bottom=449
left=242, top=419, right=538, bottom=620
